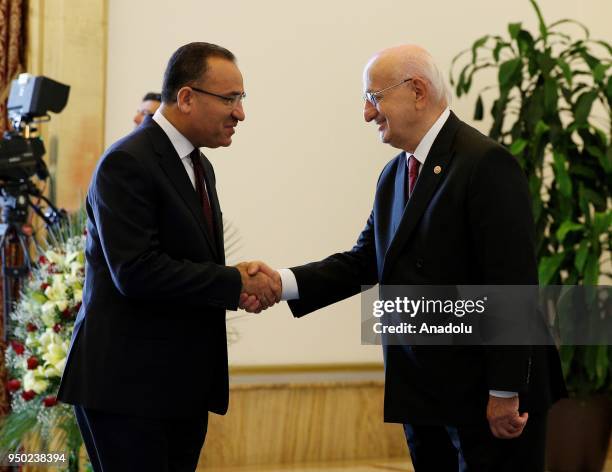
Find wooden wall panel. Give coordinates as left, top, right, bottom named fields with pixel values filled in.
left=26, top=0, right=106, bottom=211
left=198, top=374, right=408, bottom=469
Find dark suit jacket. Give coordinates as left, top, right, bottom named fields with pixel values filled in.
left=288, top=112, right=566, bottom=425
left=57, top=116, right=242, bottom=419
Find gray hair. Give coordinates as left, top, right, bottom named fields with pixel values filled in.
left=402, top=49, right=451, bottom=105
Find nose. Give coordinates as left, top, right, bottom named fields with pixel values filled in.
left=232, top=101, right=245, bottom=121
left=363, top=100, right=377, bottom=122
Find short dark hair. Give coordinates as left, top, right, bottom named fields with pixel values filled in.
left=142, top=92, right=161, bottom=102
left=161, top=42, right=235, bottom=103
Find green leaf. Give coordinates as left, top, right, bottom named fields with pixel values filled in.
left=450, top=48, right=470, bottom=86
left=586, top=145, right=605, bottom=160
left=544, top=79, right=558, bottom=114
left=574, top=90, right=598, bottom=125
left=582, top=188, right=606, bottom=208
left=585, top=345, right=598, bottom=381
left=538, top=253, right=565, bottom=285
left=592, top=40, right=612, bottom=56
left=498, top=58, right=522, bottom=90
left=547, top=30, right=572, bottom=45
left=529, top=0, right=548, bottom=44
left=561, top=85, right=573, bottom=104
left=556, top=58, right=573, bottom=84
left=0, top=408, right=39, bottom=452
left=605, top=147, right=612, bottom=174
left=474, top=95, right=484, bottom=120
left=471, top=35, right=489, bottom=63
left=575, top=240, right=589, bottom=272
left=593, top=127, right=608, bottom=147
left=578, top=183, right=591, bottom=225
left=493, top=42, right=509, bottom=63
left=537, top=50, right=556, bottom=76
left=464, top=63, right=494, bottom=96
left=509, top=139, right=528, bottom=156
left=559, top=344, right=575, bottom=379
left=584, top=252, right=600, bottom=285
left=489, top=91, right=510, bottom=140
left=509, top=23, right=522, bottom=40
left=535, top=120, right=550, bottom=137
left=570, top=164, right=597, bottom=180
left=556, top=221, right=583, bottom=243
left=532, top=198, right=542, bottom=223
left=528, top=174, right=541, bottom=195
left=585, top=145, right=611, bottom=174
left=579, top=51, right=600, bottom=71
left=594, top=345, right=609, bottom=389
left=553, top=151, right=572, bottom=198
left=584, top=346, right=608, bottom=389
left=456, top=63, right=470, bottom=97
left=592, top=63, right=609, bottom=83
left=606, top=77, right=612, bottom=101
left=549, top=19, right=590, bottom=39
left=593, top=211, right=612, bottom=237
left=564, top=39, right=586, bottom=58
left=517, top=30, right=535, bottom=56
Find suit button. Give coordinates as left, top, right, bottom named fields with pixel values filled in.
left=416, top=259, right=424, bottom=269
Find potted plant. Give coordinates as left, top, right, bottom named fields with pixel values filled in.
left=450, top=1, right=611, bottom=470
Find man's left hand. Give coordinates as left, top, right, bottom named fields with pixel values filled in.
left=486, top=395, right=528, bottom=439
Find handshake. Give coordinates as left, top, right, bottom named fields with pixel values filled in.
left=235, top=261, right=281, bottom=313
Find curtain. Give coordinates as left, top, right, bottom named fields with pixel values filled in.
left=0, top=0, right=26, bottom=418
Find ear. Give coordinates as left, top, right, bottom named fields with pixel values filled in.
left=411, top=77, right=428, bottom=110
left=176, top=86, right=194, bottom=113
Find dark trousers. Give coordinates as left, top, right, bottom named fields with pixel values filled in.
left=74, top=405, right=208, bottom=472
left=403, top=414, right=547, bottom=472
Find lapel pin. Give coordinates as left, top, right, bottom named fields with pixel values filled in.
left=434, top=165, right=442, bottom=175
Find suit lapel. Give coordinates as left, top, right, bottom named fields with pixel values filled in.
left=390, top=152, right=408, bottom=237
left=144, top=119, right=220, bottom=259
left=381, top=112, right=462, bottom=280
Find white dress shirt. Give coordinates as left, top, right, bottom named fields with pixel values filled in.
left=408, top=106, right=451, bottom=172
left=152, top=109, right=201, bottom=191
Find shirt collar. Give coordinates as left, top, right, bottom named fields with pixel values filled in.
left=408, top=106, right=451, bottom=165
left=152, top=109, right=195, bottom=159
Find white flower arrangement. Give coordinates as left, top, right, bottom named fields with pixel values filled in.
left=7, top=235, right=84, bottom=407
left=2, top=225, right=87, bottom=469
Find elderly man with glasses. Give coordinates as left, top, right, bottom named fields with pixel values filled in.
left=246, top=44, right=566, bottom=471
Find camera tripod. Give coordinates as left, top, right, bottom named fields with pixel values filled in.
left=0, top=181, right=64, bottom=341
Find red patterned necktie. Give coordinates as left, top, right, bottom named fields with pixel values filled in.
left=408, top=154, right=420, bottom=197
left=189, top=149, right=214, bottom=237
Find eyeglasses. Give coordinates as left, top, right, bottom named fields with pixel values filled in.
left=189, top=85, right=246, bottom=108
left=363, top=78, right=412, bottom=107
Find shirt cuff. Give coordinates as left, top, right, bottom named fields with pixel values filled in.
left=278, top=268, right=299, bottom=300
left=489, top=390, right=518, bottom=398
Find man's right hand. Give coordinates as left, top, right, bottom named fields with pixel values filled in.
left=235, top=261, right=281, bottom=313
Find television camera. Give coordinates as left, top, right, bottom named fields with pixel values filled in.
left=0, top=74, right=70, bottom=339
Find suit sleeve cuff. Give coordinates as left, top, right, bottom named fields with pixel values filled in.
left=279, top=268, right=299, bottom=300
left=489, top=390, right=518, bottom=398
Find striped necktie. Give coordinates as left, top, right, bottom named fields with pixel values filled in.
left=189, top=149, right=214, bottom=237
